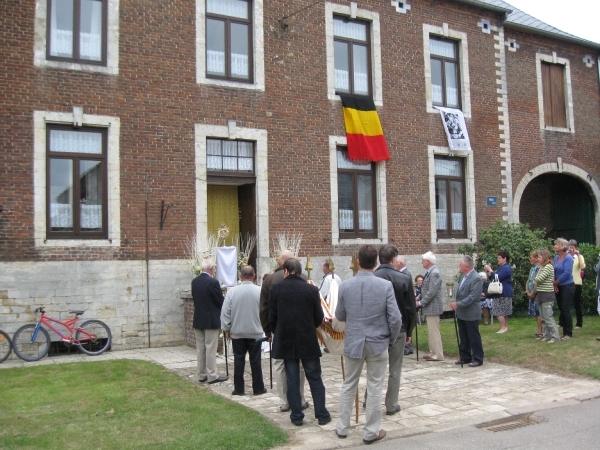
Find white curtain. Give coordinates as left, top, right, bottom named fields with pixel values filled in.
left=50, top=0, right=73, bottom=57
left=50, top=130, right=102, bottom=154
left=231, top=53, right=249, bottom=77
left=334, top=19, right=366, bottom=40
left=51, top=203, right=102, bottom=229
left=335, top=69, right=349, bottom=91
left=339, top=209, right=373, bottom=230
left=207, top=49, right=225, bottom=75
left=80, top=0, right=102, bottom=61
left=430, top=40, right=455, bottom=58
left=207, top=0, right=248, bottom=19
left=436, top=211, right=463, bottom=230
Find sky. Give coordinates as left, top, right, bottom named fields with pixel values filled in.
left=505, top=0, right=600, bottom=44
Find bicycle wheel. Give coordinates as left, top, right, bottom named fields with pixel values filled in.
left=75, top=320, right=112, bottom=355
left=0, top=330, right=12, bottom=363
left=12, top=324, right=51, bottom=362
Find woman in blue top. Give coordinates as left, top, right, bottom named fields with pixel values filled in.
left=553, top=238, right=574, bottom=339
left=484, top=250, right=514, bottom=334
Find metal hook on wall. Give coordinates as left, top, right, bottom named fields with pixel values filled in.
left=160, top=200, right=173, bottom=230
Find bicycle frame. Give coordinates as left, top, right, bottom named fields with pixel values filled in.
left=32, top=314, right=96, bottom=344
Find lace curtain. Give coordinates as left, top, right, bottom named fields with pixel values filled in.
left=50, top=0, right=102, bottom=60
left=207, top=0, right=248, bottom=19
left=339, top=209, right=373, bottom=230
left=51, top=204, right=102, bottom=229
left=206, top=50, right=248, bottom=77
left=436, top=211, right=463, bottom=230
left=50, top=130, right=103, bottom=154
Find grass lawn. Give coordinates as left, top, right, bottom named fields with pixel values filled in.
left=417, top=315, right=600, bottom=380
left=0, top=360, right=287, bottom=450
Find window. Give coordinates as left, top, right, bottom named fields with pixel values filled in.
left=206, top=139, right=254, bottom=175
left=334, top=16, right=370, bottom=96
left=430, top=38, right=460, bottom=108
left=337, top=148, right=376, bottom=238
left=47, top=0, right=107, bottom=65
left=205, top=0, right=252, bottom=82
left=434, top=156, right=466, bottom=238
left=541, top=62, right=567, bottom=129
left=47, top=126, right=107, bottom=238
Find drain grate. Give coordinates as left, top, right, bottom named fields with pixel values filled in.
left=476, top=413, right=540, bottom=433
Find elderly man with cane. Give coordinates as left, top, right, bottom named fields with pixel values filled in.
left=450, top=255, right=484, bottom=367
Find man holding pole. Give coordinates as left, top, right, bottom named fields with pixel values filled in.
left=450, top=255, right=484, bottom=367
left=335, top=245, right=401, bottom=444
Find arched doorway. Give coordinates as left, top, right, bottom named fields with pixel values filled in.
left=519, top=173, right=595, bottom=244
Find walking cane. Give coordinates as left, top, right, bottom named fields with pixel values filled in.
left=453, top=310, right=463, bottom=368
left=415, top=316, right=419, bottom=361
left=269, top=341, right=273, bottom=389
left=224, top=332, right=229, bottom=377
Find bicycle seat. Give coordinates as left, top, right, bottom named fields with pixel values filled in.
left=69, top=310, right=85, bottom=316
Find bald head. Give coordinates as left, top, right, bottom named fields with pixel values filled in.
left=277, top=250, right=294, bottom=267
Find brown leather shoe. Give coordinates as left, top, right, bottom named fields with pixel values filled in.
left=363, top=429, right=386, bottom=445
left=424, top=355, right=440, bottom=361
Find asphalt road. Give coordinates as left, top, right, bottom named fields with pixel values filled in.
left=354, top=397, right=600, bottom=449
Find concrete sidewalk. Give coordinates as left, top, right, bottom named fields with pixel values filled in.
left=3, top=346, right=600, bottom=449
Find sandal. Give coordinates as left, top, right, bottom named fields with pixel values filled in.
left=535, top=333, right=543, bottom=338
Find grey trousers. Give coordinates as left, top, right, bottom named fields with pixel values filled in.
left=336, top=346, right=388, bottom=441
left=540, top=302, right=561, bottom=341
left=194, top=328, right=220, bottom=381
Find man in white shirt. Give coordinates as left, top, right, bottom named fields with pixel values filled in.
left=319, top=261, right=341, bottom=304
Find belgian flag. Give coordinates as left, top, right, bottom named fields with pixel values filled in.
left=340, top=94, right=390, bottom=162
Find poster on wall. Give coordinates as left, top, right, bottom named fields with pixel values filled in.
left=435, top=107, right=471, bottom=151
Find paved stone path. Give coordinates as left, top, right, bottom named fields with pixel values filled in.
left=3, top=346, right=600, bottom=449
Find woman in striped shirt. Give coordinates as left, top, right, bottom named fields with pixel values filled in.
left=534, top=249, right=561, bottom=343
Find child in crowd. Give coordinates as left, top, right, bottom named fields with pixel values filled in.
left=525, top=250, right=543, bottom=338
left=534, top=249, right=561, bottom=343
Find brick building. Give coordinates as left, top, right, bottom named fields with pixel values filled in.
left=1, top=0, right=599, bottom=349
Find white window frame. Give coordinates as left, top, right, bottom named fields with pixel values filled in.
left=195, top=124, right=269, bottom=260
left=325, top=2, right=383, bottom=105
left=423, top=24, right=471, bottom=117
left=329, top=135, right=387, bottom=245
left=34, top=0, right=120, bottom=74
left=33, top=111, right=121, bottom=247
left=428, top=145, right=476, bottom=244
left=196, top=0, right=265, bottom=91
left=536, top=52, right=575, bottom=133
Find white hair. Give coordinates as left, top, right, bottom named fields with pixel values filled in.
left=422, top=251, right=436, bottom=265
left=201, top=258, right=216, bottom=271
left=478, top=271, right=487, bottom=280
left=394, top=254, right=406, bottom=265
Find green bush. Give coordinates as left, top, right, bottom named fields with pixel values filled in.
left=578, top=242, right=600, bottom=316
left=458, top=220, right=552, bottom=316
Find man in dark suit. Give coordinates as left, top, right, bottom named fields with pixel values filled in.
left=192, top=258, right=227, bottom=384
left=269, top=258, right=331, bottom=427
left=450, top=255, right=484, bottom=367
left=372, top=244, right=415, bottom=415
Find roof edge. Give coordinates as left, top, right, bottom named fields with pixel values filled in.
left=505, top=22, right=600, bottom=50
left=450, top=0, right=512, bottom=14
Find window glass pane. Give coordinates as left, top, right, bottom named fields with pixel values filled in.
left=222, top=141, right=237, bottom=157
left=207, top=0, right=248, bottom=19
left=445, top=61, right=459, bottom=107
left=230, top=23, right=249, bottom=78
left=434, top=158, right=461, bottom=176
left=431, top=59, right=443, bottom=105
left=238, top=157, right=253, bottom=172
left=337, top=150, right=370, bottom=170
left=333, top=17, right=367, bottom=41
left=357, top=174, right=373, bottom=231
left=353, top=44, right=369, bottom=95
left=430, top=39, right=455, bottom=58
left=435, top=179, right=447, bottom=230
left=206, top=139, right=222, bottom=155
left=237, top=141, right=252, bottom=157
left=50, top=0, right=74, bottom=58
left=80, top=160, right=103, bottom=230
left=206, top=19, right=226, bottom=76
left=223, top=157, right=238, bottom=170
left=50, top=158, right=74, bottom=231
left=338, top=173, right=354, bottom=232
left=334, top=41, right=350, bottom=92
left=449, top=180, right=464, bottom=231
left=80, top=0, right=103, bottom=61
left=50, top=130, right=103, bottom=154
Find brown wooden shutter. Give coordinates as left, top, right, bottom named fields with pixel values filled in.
left=541, top=62, right=567, bottom=128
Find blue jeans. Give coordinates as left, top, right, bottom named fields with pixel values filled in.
left=284, top=358, right=330, bottom=423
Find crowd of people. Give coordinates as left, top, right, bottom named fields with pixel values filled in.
left=190, top=240, right=598, bottom=443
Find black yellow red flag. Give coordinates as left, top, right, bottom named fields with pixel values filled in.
left=339, top=94, right=390, bottom=161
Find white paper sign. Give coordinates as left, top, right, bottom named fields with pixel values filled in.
left=436, top=107, right=471, bottom=151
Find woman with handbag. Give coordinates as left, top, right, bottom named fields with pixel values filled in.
left=568, top=239, right=585, bottom=329
left=484, top=251, right=513, bottom=334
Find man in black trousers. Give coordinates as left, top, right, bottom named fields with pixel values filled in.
left=269, top=258, right=331, bottom=427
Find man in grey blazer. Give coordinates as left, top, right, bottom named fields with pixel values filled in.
left=335, top=245, right=402, bottom=445
left=416, top=251, right=444, bottom=361
left=450, top=255, right=484, bottom=367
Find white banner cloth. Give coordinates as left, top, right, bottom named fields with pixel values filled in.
left=216, top=246, right=238, bottom=287
left=436, top=107, right=471, bottom=151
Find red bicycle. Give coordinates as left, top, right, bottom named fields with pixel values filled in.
left=12, top=307, right=112, bottom=362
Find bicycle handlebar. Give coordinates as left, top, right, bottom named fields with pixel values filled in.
left=35, top=307, right=46, bottom=314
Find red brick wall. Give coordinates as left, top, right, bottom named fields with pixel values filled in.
left=1, top=0, right=599, bottom=265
